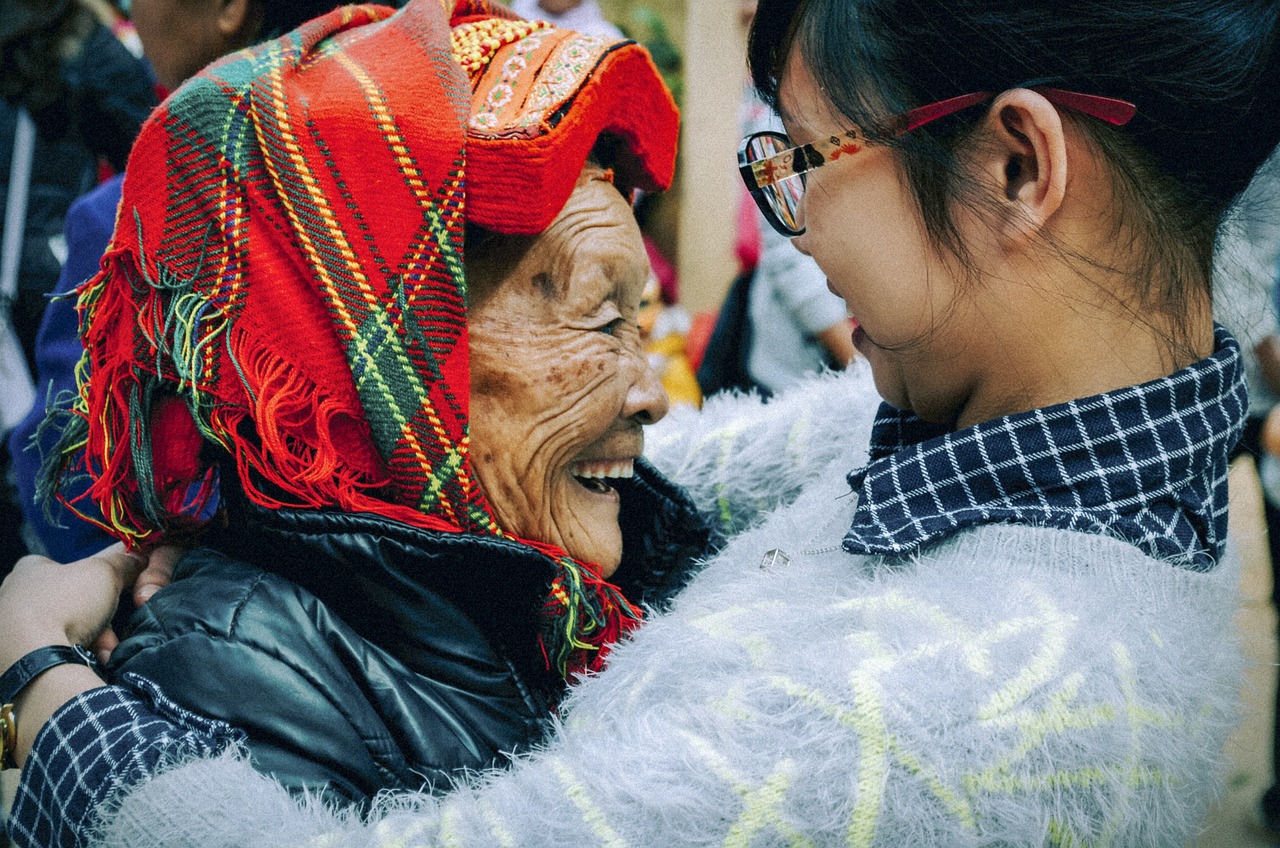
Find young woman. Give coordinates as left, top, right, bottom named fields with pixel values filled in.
left=4, top=0, right=1278, bottom=844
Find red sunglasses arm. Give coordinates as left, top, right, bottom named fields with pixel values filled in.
left=899, top=88, right=1136, bottom=134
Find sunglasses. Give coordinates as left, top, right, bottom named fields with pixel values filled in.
left=738, top=87, right=1137, bottom=237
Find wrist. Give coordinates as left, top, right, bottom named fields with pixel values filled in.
left=9, top=664, right=108, bottom=770
left=1, top=645, right=99, bottom=706
left=1, top=645, right=102, bottom=770
left=0, top=632, right=73, bottom=674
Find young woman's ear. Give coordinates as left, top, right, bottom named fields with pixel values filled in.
left=975, top=88, right=1069, bottom=248
left=217, top=0, right=265, bottom=48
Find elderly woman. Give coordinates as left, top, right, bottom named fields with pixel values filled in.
left=2, top=0, right=724, bottom=829
left=6, top=0, right=1279, bottom=845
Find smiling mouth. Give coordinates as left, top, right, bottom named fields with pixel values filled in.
left=569, top=459, right=636, bottom=494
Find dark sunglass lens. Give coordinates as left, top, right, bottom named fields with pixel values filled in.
left=769, top=174, right=804, bottom=233
left=746, top=134, right=806, bottom=236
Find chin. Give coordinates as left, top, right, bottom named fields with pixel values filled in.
left=593, top=549, right=622, bottom=578
left=870, top=370, right=907, bottom=412
left=559, top=536, right=622, bottom=577
left=542, top=478, right=624, bottom=576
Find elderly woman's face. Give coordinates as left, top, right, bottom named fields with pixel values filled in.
left=468, top=174, right=668, bottom=575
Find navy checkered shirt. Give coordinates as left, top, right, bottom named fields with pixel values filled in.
left=843, top=324, right=1247, bottom=570
left=6, top=675, right=241, bottom=848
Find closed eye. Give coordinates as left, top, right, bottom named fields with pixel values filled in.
left=598, top=317, right=627, bottom=336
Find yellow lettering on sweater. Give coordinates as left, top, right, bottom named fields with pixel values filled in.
left=549, top=756, right=630, bottom=848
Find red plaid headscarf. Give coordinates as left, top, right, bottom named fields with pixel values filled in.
left=43, top=0, right=679, bottom=678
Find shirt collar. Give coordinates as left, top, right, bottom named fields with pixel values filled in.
left=843, top=324, right=1247, bottom=570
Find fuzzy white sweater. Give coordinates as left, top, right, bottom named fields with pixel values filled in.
left=96, top=367, right=1243, bottom=847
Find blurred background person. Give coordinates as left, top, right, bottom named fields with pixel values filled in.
left=510, top=0, right=623, bottom=38
left=6, top=0, right=376, bottom=566
left=0, top=0, right=153, bottom=368
left=1215, top=144, right=1280, bottom=837
left=696, top=0, right=854, bottom=399
left=0, top=0, right=154, bottom=566
left=78, top=0, right=145, bottom=58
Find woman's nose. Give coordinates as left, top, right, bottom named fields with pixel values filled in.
left=625, top=350, right=669, bottom=425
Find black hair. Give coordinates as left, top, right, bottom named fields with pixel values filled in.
left=748, top=0, right=1280, bottom=354
left=0, top=0, right=94, bottom=132
left=256, top=0, right=386, bottom=40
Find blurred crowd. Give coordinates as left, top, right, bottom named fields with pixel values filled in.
left=2, top=0, right=1280, bottom=844
left=6, top=0, right=1280, bottom=696
left=0, top=0, right=860, bottom=566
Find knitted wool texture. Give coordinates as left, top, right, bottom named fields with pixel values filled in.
left=92, top=367, right=1243, bottom=847
left=43, top=0, right=679, bottom=679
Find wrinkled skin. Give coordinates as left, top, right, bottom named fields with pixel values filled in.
left=467, top=170, right=669, bottom=576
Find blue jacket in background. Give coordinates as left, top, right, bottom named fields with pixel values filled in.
left=8, top=174, right=121, bottom=560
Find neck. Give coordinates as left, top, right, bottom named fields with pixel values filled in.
left=951, top=258, right=1213, bottom=430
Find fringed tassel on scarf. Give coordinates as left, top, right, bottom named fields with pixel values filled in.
left=33, top=357, right=96, bottom=532
left=37, top=1, right=661, bottom=685
left=37, top=244, right=219, bottom=547
left=524, top=540, right=645, bottom=679
left=220, top=330, right=486, bottom=535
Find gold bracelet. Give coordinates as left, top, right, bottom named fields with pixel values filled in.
left=0, top=701, right=16, bottom=770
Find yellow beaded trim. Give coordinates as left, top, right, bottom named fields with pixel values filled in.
left=451, top=18, right=552, bottom=76
left=1, top=702, right=16, bottom=770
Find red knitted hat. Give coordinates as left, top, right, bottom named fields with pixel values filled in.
left=45, top=0, right=679, bottom=679
left=452, top=2, right=679, bottom=233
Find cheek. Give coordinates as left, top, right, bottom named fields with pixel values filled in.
left=808, top=178, right=946, bottom=340
left=542, top=350, right=613, bottom=398
left=472, top=336, right=621, bottom=467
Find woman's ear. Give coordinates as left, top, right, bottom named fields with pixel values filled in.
left=975, top=88, right=1069, bottom=248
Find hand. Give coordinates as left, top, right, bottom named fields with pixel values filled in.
left=133, top=544, right=183, bottom=606
left=0, top=545, right=145, bottom=672
left=98, top=543, right=185, bottom=660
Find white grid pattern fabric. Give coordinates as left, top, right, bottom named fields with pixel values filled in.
left=843, top=324, right=1246, bottom=571
left=7, top=675, right=240, bottom=848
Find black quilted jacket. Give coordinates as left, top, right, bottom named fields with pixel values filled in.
left=109, top=458, right=711, bottom=805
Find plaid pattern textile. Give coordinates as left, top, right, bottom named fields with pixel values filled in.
left=37, top=0, right=679, bottom=679
left=46, top=1, right=490, bottom=545
left=7, top=676, right=240, bottom=848
left=843, top=324, right=1246, bottom=570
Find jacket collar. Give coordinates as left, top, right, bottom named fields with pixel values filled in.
left=843, top=324, right=1246, bottom=570
left=204, top=457, right=710, bottom=701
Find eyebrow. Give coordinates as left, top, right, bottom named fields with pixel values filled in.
left=531, top=270, right=562, bottom=301
left=572, top=245, right=631, bottom=297
left=588, top=276, right=625, bottom=314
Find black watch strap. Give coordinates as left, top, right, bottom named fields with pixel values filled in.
left=0, top=645, right=100, bottom=705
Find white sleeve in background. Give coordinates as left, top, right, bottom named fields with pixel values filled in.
left=747, top=220, right=851, bottom=394
left=1214, top=145, right=1280, bottom=413
left=758, top=220, right=850, bottom=335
